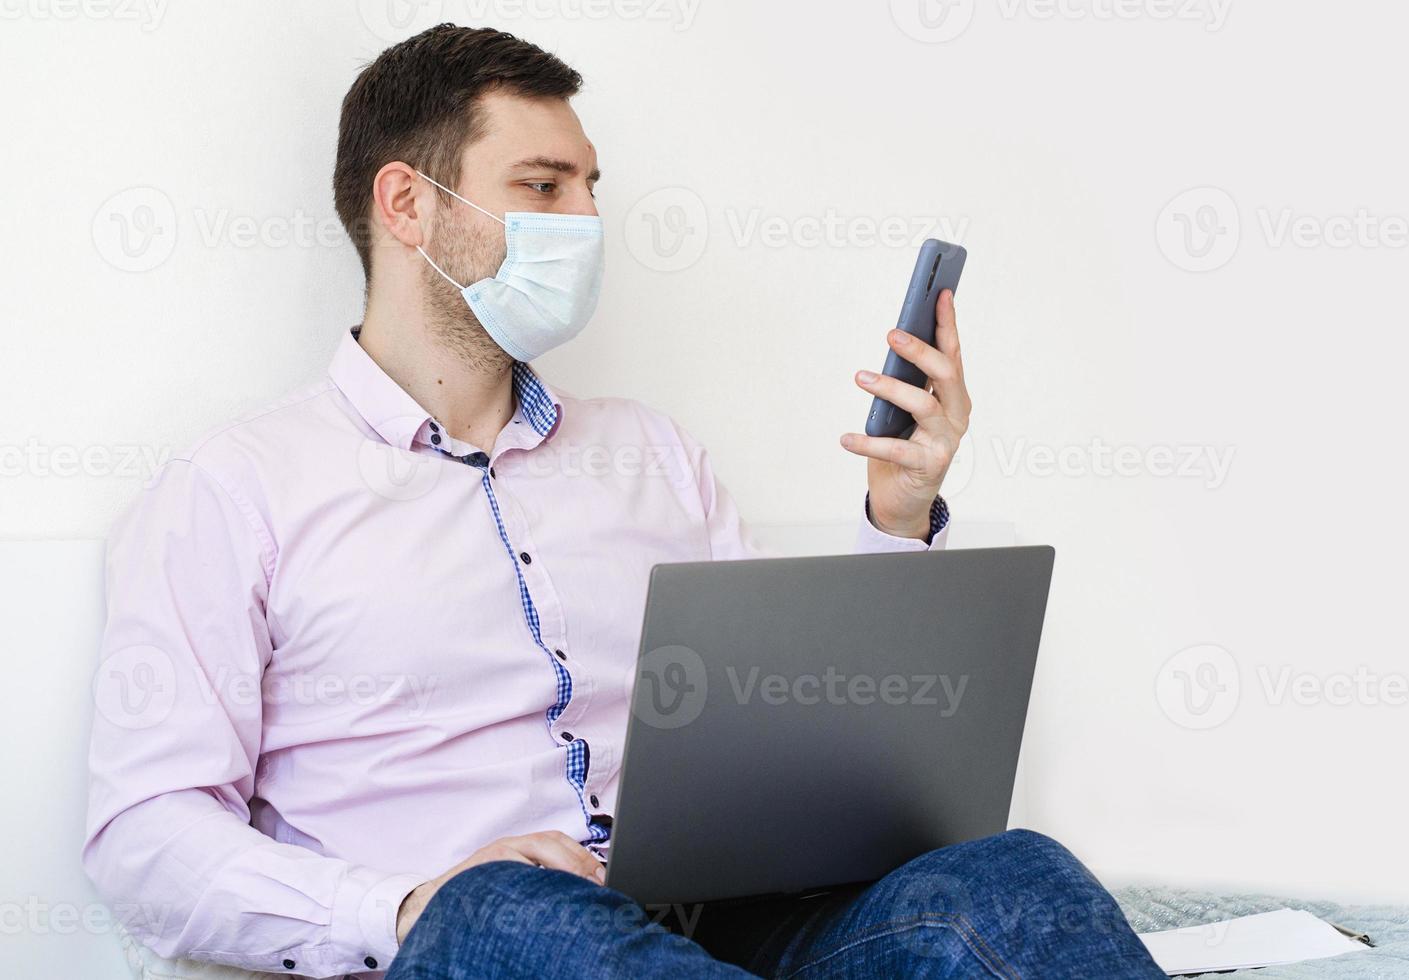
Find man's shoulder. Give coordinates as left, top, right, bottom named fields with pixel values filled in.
left=111, top=378, right=343, bottom=553
left=554, top=388, right=687, bottom=444
left=548, top=389, right=707, bottom=489
left=172, top=377, right=341, bottom=478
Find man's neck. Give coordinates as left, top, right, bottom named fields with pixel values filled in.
left=358, top=291, right=517, bottom=453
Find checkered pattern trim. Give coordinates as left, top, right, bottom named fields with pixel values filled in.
left=512, top=361, right=559, bottom=437
left=431, top=366, right=610, bottom=844
left=929, top=495, right=950, bottom=539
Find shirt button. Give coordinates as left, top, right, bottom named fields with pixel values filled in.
left=561, top=731, right=574, bottom=742
left=282, top=959, right=295, bottom=970
left=490, top=467, right=497, bottom=478
left=590, top=795, right=600, bottom=807
left=364, top=955, right=379, bottom=969
left=428, top=421, right=439, bottom=432
left=430, top=433, right=441, bottom=445
left=554, top=648, right=566, bottom=661
left=520, top=552, right=532, bottom=564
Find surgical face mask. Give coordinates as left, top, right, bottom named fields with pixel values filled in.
left=414, top=170, right=604, bottom=362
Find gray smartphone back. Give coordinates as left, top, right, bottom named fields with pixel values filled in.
left=604, top=545, right=1054, bottom=907
left=865, top=239, right=967, bottom=438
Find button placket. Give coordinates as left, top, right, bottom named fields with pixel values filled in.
left=489, top=480, right=604, bottom=838
left=489, top=476, right=574, bottom=722
left=556, top=652, right=593, bottom=728
left=581, top=724, right=612, bottom=808
left=492, top=479, right=567, bottom=653
left=440, top=391, right=602, bottom=840
left=559, top=658, right=601, bottom=808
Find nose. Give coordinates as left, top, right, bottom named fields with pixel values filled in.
left=563, top=182, right=598, bottom=218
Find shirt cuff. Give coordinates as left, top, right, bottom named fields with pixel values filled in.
left=855, top=493, right=950, bottom=553
left=329, top=866, right=425, bottom=973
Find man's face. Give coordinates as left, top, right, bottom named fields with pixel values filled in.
left=420, top=91, right=599, bottom=357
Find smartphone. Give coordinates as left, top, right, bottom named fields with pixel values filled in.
left=864, top=239, right=967, bottom=439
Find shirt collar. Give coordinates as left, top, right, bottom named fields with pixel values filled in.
left=329, top=328, right=562, bottom=451
left=510, top=360, right=561, bottom=439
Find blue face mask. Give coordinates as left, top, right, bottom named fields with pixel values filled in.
left=414, top=170, right=605, bottom=362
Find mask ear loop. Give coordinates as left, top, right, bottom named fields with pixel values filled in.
left=416, top=244, right=467, bottom=290
left=414, top=170, right=507, bottom=225
left=413, top=170, right=508, bottom=291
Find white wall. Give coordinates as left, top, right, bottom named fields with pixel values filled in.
left=2, top=0, right=1406, bottom=911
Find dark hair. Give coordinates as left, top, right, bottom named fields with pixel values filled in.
left=334, top=24, right=582, bottom=281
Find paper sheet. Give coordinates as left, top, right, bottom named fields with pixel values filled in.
left=1138, top=908, right=1368, bottom=976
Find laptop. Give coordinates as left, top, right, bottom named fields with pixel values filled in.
left=604, top=545, right=1056, bottom=906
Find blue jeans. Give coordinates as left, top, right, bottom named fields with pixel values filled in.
left=386, top=830, right=1161, bottom=978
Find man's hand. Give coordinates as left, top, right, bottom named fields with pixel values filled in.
left=395, top=831, right=605, bottom=944
left=842, top=289, right=971, bottom=540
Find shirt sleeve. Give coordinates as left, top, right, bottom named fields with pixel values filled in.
left=82, top=459, right=423, bottom=977
left=666, top=419, right=771, bottom=561
left=669, top=419, right=949, bottom=559
left=854, top=491, right=951, bottom=553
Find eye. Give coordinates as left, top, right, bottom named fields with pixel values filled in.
left=526, top=182, right=556, bottom=194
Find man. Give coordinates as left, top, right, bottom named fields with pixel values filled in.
left=84, top=24, right=1160, bottom=979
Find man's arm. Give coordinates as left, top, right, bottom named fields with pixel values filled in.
left=83, top=459, right=422, bottom=977
left=854, top=491, right=950, bottom=553
left=843, top=288, right=970, bottom=547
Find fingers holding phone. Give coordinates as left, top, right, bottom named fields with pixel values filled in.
left=842, top=240, right=972, bottom=539
left=846, top=303, right=970, bottom=475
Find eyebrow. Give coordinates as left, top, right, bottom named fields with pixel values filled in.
left=509, top=156, right=601, bottom=182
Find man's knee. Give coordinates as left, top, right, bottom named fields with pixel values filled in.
left=845, top=834, right=1154, bottom=977
left=878, top=830, right=1086, bottom=907
left=432, top=860, right=611, bottom=924
left=454, top=861, right=657, bottom=931
left=438, top=860, right=591, bottom=902
left=979, top=828, right=1079, bottom=868
left=393, top=862, right=666, bottom=976
left=907, top=828, right=1070, bottom=869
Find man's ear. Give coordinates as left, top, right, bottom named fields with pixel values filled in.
left=370, top=162, right=429, bottom=250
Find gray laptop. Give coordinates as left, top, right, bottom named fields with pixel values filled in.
left=604, top=545, right=1056, bottom=907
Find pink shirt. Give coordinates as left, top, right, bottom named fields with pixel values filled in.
left=83, top=330, right=947, bottom=978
